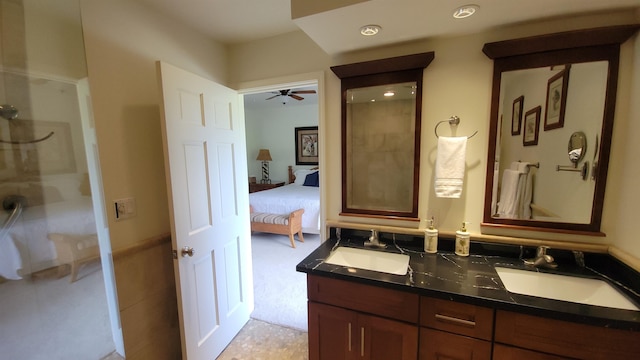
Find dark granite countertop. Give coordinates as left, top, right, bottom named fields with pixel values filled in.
left=296, top=228, right=640, bottom=331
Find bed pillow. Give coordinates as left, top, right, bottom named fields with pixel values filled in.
left=303, top=171, right=319, bottom=187
left=293, top=169, right=314, bottom=185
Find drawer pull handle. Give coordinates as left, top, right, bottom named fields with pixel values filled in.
left=435, top=313, right=476, bottom=327
left=348, top=323, right=352, bottom=352
left=361, top=327, right=365, bottom=357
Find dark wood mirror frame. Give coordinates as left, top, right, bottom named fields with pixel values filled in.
left=331, top=52, right=434, bottom=219
left=482, top=25, right=639, bottom=235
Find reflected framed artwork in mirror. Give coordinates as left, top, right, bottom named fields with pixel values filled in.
left=482, top=25, right=639, bottom=234
left=544, top=65, right=570, bottom=131
left=511, top=96, right=524, bottom=135
left=523, top=106, right=540, bottom=146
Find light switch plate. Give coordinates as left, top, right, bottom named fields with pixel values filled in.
left=114, top=197, right=136, bottom=221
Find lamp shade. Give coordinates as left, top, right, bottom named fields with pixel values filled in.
left=256, top=149, right=272, bottom=161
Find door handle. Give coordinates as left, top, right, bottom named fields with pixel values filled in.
left=181, top=246, right=195, bottom=257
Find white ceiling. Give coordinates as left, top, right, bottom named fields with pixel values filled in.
left=135, top=0, right=640, bottom=109
left=136, top=0, right=640, bottom=55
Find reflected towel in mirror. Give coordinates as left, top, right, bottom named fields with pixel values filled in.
left=497, top=162, right=533, bottom=219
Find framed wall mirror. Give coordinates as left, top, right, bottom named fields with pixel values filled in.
left=331, top=53, right=434, bottom=219
left=482, top=25, right=639, bottom=234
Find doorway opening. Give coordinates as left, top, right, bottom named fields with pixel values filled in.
left=242, top=79, right=322, bottom=332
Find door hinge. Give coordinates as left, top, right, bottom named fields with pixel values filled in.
left=171, top=249, right=178, bottom=259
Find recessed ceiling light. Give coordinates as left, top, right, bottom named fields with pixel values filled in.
left=384, top=91, right=395, bottom=97
left=453, top=4, right=479, bottom=19
left=360, top=25, right=381, bottom=36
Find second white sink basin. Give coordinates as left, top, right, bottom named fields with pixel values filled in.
left=324, top=247, right=410, bottom=275
left=495, top=267, right=638, bottom=311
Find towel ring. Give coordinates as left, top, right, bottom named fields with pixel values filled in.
left=435, top=116, right=478, bottom=139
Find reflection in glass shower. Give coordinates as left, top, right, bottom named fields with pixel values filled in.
left=0, top=1, right=121, bottom=359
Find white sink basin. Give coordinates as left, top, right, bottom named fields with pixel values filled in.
left=324, top=247, right=410, bottom=275
left=495, top=267, right=639, bottom=311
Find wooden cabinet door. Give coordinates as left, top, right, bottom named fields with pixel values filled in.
left=309, top=301, right=419, bottom=360
left=360, top=313, right=419, bottom=360
left=419, top=328, right=491, bottom=360
left=308, top=302, right=358, bottom=360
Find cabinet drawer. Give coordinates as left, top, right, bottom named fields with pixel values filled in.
left=420, top=297, right=494, bottom=340
left=495, top=310, right=640, bottom=359
left=307, top=275, right=419, bottom=323
left=419, top=328, right=491, bottom=360
left=493, top=344, right=569, bottom=360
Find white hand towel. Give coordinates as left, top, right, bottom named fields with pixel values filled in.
left=435, top=136, right=467, bottom=198
left=497, top=169, right=520, bottom=218
left=520, top=170, right=534, bottom=219
left=513, top=161, right=530, bottom=174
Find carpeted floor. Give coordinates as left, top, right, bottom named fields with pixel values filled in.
left=0, top=261, right=116, bottom=360
left=250, top=232, right=320, bottom=332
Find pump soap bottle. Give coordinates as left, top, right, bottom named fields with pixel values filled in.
left=455, top=222, right=470, bottom=257
left=424, top=217, right=438, bottom=253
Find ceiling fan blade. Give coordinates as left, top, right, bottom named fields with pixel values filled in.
left=291, top=90, right=316, bottom=94
left=289, top=94, right=304, bottom=101
left=265, top=94, right=280, bottom=100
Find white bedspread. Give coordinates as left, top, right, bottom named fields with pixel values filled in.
left=0, top=197, right=97, bottom=278
left=249, top=184, right=320, bottom=234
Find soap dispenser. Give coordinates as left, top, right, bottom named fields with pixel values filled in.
left=455, top=222, right=470, bottom=257
left=424, top=217, right=438, bottom=253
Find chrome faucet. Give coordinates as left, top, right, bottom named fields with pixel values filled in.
left=524, top=246, right=558, bottom=269
left=364, top=229, right=386, bottom=248
left=573, top=250, right=585, bottom=267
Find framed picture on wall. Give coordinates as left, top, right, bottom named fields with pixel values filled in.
left=523, top=106, right=541, bottom=146
left=295, top=126, right=318, bottom=165
left=8, top=120, right=77, bottom=177
left=544, top=65, right=571, bottom=131
left=511, top=95, right=524, bottom=135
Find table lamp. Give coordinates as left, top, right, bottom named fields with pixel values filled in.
left=256, top=149, right=272, bottom=184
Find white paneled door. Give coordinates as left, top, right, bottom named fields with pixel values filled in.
left=156, top=61, right=253, bottom=360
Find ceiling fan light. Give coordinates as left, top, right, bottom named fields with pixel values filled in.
left=360, top=25, right=381, bottom=36
left=453, top=4, right=479, bottom=19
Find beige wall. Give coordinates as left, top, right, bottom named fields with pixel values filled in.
left=80, top=0, right=229, bottom=357
left=232, top=11, right=640, bottom=259
left=81, top=0, right=228, bottom=250
left=608, top=31, right=640, bottom=257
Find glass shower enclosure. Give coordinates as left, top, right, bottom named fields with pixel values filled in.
left=0, top=1, right=122, bottom=359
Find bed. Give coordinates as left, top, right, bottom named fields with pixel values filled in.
left=249, top=166, right=320, bottom=234
left=0, top=196, right=97, bottom=280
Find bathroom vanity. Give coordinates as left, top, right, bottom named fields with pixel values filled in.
left=297, top=228, right=640, bottom=360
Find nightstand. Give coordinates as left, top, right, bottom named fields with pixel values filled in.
left=249, top=181, right=285, bottom=193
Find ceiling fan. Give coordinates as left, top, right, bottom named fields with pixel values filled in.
left=266, top=89, right=316, bottom=102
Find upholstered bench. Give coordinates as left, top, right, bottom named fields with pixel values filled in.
left=48, top=233, right=100, bottom=283
left=250, top=206, right=305, bottom=248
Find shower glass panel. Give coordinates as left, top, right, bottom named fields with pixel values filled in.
left=0, top=1, right=122, bottom=359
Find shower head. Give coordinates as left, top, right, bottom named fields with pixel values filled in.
left=0, top=104, right=19, bottom=120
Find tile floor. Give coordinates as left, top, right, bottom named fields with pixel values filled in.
left=100, top=319, right=307, bottom=360
left=217, top=319, right=308, bottom=360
